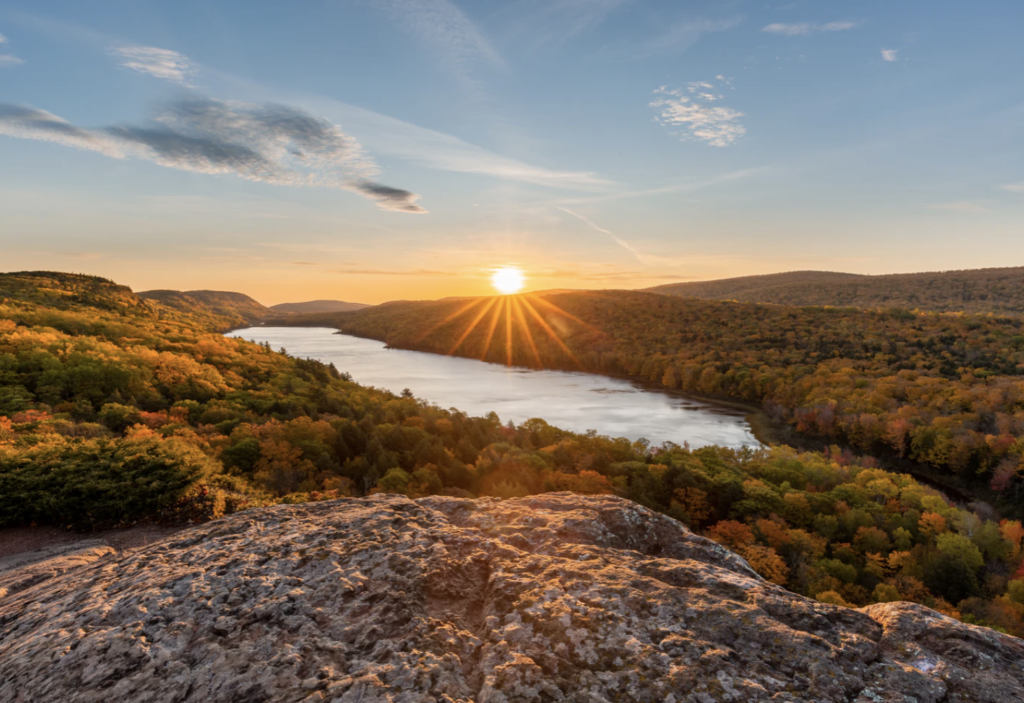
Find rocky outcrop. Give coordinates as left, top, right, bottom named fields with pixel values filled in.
left=0, top=540, right=115, bottom=600
left=1, top=493, right=1022, bottom=702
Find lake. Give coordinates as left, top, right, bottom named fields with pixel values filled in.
left=227, top=327, right=761, bottom=450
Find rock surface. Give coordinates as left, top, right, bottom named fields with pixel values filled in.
left=0, top=541, right=115, bottom=600
left=1, top=493, right=1022, bottom=702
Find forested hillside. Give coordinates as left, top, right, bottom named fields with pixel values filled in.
left=647, top=267, right=1024, bottom=315
left=138, top=288, right=272, bottom=326
left=336, top=290, right=1024, bottom=507
left=269, top=300, right=371, bottom=314
left=3, top=273, right=1024, bottom=636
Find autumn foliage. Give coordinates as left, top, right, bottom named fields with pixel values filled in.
left=2, top=272, right=1024, bottom=638
left=335, top=290, right=1024, bottom=507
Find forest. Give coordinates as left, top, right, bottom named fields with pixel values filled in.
left=334, top=290, right=1024, bottom=511
left=647, top=266, right=1024, bottom=315
left=137, top=288, right=273, bottom=327
left=1, top=271, right=1023, bottom=638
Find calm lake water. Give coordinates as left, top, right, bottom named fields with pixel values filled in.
left=227, top=327, right=760, bottom=450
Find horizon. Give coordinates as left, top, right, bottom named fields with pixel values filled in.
left=3, top=1, right=1024, bottom=304
left=9, top=262, right=1024, bottom=308
left=5, top=1, right=1024, bottom=687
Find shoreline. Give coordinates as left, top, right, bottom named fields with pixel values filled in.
left=235, top=323, right=1003, bottom=515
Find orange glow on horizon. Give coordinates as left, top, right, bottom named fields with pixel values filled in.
left=491, top=267, right=525, bottom=295
left=421, top=290, right=593, bottom=371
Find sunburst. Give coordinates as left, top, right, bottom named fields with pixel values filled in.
left=422, top=274, right=594, bottom=369
left=491, top=267, right=525, bottom=295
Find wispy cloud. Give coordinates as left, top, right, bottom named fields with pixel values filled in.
left=927, top=201, right=989, bottom=214
left=331, top=266, right=451, bottom=277
left=881, top=48, right=898, bottom=62
left=348, top=181, right=426, bottom=212
left=495, top=0, right=632, bottom=47
left=558, top=207, right=687, bottom=267
left=310, top=98, right=611, bottom=189
left=0, top=31, right=25, bottom=67
left=512, top=166, right=768, bottom=208
left=113, top=45, right=194, bottom=84
left=762, top=21, right=859, bottom=36
left=1001, top=183, right=1024, bottom=193
left=6, top=12, right=606, bottom=193
left=0, top=104, right=123, bottom=155
left=0, top=98, right=426, bottom=213
left=545, top=269, right=692, bottom=283
left=634, top=16, right=742, bottom=58
left=372, top=0, right=503, bottom=83
left=650, top=78, right=745, bottom=147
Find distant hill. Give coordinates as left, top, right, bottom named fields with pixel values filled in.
left=269, top=299, right=370, bottom=314
left=138, top=289, right=271, bottom=325
left=0, top=272, right=253, bottom=332
left=646, top=267, right=1024, bottom=315
left=0, top=271, right=151, bottom=316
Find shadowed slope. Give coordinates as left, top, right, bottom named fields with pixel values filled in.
left=269, top=300, right=372, bottom=314
left=138, top=289, right=271, bottom=325
left=647, top=267, right=1024, bottom=315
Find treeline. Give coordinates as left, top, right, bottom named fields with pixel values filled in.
left=647, top=266, right=1024, bottom=316
left=2, top=273, right=1024, bottom=637
left=137, top=288, right=272, bottom=326
left=335, top=291, right=1024, bottom=506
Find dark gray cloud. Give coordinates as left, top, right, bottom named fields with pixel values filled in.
left=351, top=181, right=425, bottom=213
left=0, top=104, right=122, bottom=154
left=0, top=98, right=426, bottom=213
left=109, top=126, right=280, bottom=178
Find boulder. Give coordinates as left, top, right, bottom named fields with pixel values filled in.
left=1, top=493, right=1022, bottom=702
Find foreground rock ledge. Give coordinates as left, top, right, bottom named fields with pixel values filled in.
left=1, top=494, right=1022, bottom=703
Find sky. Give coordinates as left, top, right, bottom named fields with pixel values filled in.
left=1, top=0, right=1023, bottom=305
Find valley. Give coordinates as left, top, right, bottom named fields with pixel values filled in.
left=5, top=6, right=1023, bottom=696
left=227, top=325, right=760, bottom=449
left=2, top=271, right=1024, bottom=640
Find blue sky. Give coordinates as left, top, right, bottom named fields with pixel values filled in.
left=2, top=0, right=1023, bottom=304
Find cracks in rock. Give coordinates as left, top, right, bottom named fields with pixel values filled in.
left=422, top=542, right=495, bottom=697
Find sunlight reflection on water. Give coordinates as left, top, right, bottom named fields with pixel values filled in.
left=227, top=327, right=761, bottom=450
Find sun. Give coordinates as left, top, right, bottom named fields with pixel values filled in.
left=491, top=267, right=525, bottom=295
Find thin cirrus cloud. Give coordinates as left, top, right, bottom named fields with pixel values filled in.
left=330, top=266, right=451, bottom=277
left=1001, top=183, right=1024, bottom=193
left=881, top=49, right=898, bottom=62
left=558, top=206, right=688, bottom=267
left=0, top=32, right=25, bottom=67
left=624, top=16, right=742, bottom=59
left=0, top=99, right=426, bottom=213
left=494, top=0, right=630, bottom=47
left=762, top=21, right=859, bottom=36
left=927, top=201, right=989, bottom=214
left=113, top=45, right=194, bottom=84
left=0, top=104, right=123, bottom=156
left=372, top=0, right=504, bottom=83
left=650, top=78, right=745, bottom=148
left=311, top=97, right=612, bottom=189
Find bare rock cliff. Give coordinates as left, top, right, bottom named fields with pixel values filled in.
left=1, top=493, right=1022, bottom=702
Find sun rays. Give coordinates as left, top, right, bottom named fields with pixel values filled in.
left=423, top=291, right=589, bottom=370
left=408, top=265, right=592, bottom=369
left=448, top=296, right=498, bottom=355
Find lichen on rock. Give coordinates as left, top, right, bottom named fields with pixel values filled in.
left=1, top=493, right=1022, bottom=702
